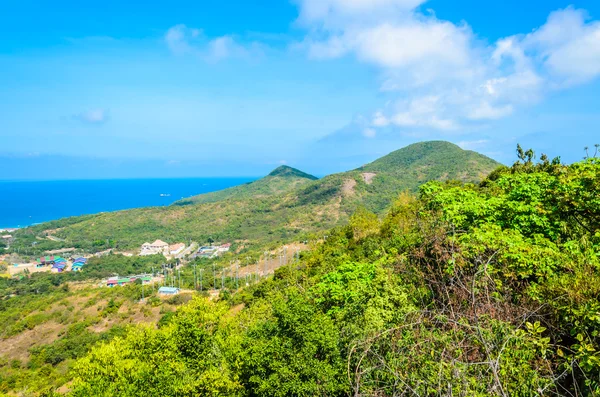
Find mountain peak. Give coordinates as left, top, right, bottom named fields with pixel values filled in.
left=268, top=165, right=318, bottom=180
left=360, top=141, right=499, bottom=173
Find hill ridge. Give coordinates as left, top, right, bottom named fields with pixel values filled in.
left=12, top=141, right=502, bottom=252
left=268, top=165, right=318, bottom=180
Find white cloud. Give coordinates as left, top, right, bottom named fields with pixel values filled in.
left=165, top=24, right=260, bottom=62
left=372, top=111, right=390, bottom=127
left=75, top=109, right=109, bottom=124
left=467, top=102, right=514, bottom=121
left=294, top=2, right=600, bottom=132
left=353, top=21, right=471, bottom=70
left=523, top=8, right=600, bottom=86
left=165, top=24, right=201, bottom=55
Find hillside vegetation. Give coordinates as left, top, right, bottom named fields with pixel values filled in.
left=8, top=142, right=500, bottom=256
left=66, top=153, right=600, bottom=396
left=0, top=254, right=187, bottom=394
left=174, top=165, right=318, bottom=205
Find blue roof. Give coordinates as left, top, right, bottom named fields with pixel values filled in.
left=158, top=287, right=180, bottom=293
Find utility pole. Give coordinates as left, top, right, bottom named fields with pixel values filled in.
left=199, top=269, right=203, bottom=292
left=193, top=263, right=197, bottom=290
left=213, top=262, right=216, bottom=290
left=284, top=246, right=288, bottom=265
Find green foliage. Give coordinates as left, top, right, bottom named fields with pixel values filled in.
left=69, top=151, right=600, bottom=396
left=12, top=144, right=600, bottom=396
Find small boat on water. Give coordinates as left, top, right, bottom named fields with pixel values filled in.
left=160, top=193, right=171, bottom=197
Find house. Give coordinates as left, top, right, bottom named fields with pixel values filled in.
left=106, top=276, right=119, bottom=287
left=38, top=256, right=66, bottom=266
left=105, top=276, right=132, bottom=287
left=140, top=240, right=170, bottom=256
left=106, top=274, right=152, bottom=287
left=158, top=286, right=180, bottom=295
left=169, top=243, right=185, bottom=256
left=51, top=263, right=66, bottom=273
left=117, top=277, right=132, bottom=286
left=218, top=243, right=231, bottom=253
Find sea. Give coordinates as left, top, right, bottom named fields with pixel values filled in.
left=0, top=178, right=256, bottom=229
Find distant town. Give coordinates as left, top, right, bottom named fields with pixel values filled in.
left=3, top=235, right=233, bottom=296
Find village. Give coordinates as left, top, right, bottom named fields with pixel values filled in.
left=3, top=237, right=234, bottom=295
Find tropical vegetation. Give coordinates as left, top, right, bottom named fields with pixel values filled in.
left=64, top=148, right=600, bottom=395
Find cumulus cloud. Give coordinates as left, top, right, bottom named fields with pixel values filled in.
left=165, top=24, right=201, bottom=55
left=294, top=1, right=600, bottom=133
left=165, top=24, right=261, bottom=62
left=513, top=7, right=600, bottom=86
left=75, top=109, right=109, bottom=124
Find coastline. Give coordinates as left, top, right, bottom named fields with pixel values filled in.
left=0, top=177, right=257, bottom=229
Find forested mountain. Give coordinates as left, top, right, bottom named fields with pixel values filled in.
left=174, top=165, right=318, bottom=206
left=8, top=141, right=500, bottom=254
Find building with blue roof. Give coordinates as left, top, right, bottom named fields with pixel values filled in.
left=158, top=287, right=180, bottom=295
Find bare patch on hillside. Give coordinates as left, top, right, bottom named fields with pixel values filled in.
left=361, top=172, right=377, bottom=185
left=0, top=321, right=63, bottom=362
left=342, top=179, right=357, bottom=196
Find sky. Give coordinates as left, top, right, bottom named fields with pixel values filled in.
left=1, top=0, right=600, bottom=180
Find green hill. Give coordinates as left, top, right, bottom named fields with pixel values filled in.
left=361, top=140, right=499, bottom=180
left=174, top=165, right=318, bottom=206
left=9, top=141, right=501, bottom=254
left=286, top=141, right=501, bottom=214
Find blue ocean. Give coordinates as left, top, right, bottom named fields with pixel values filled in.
left=0, top=178, right=256, bottom=229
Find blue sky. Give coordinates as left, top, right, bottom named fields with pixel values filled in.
left=1, top=0, right=599, bottom=179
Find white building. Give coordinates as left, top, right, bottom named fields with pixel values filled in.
left=169, top=243, right=185, bottom=256
left=140, top=239, right=170, bottom=256
left=217, top=243, right=231, bottom=253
